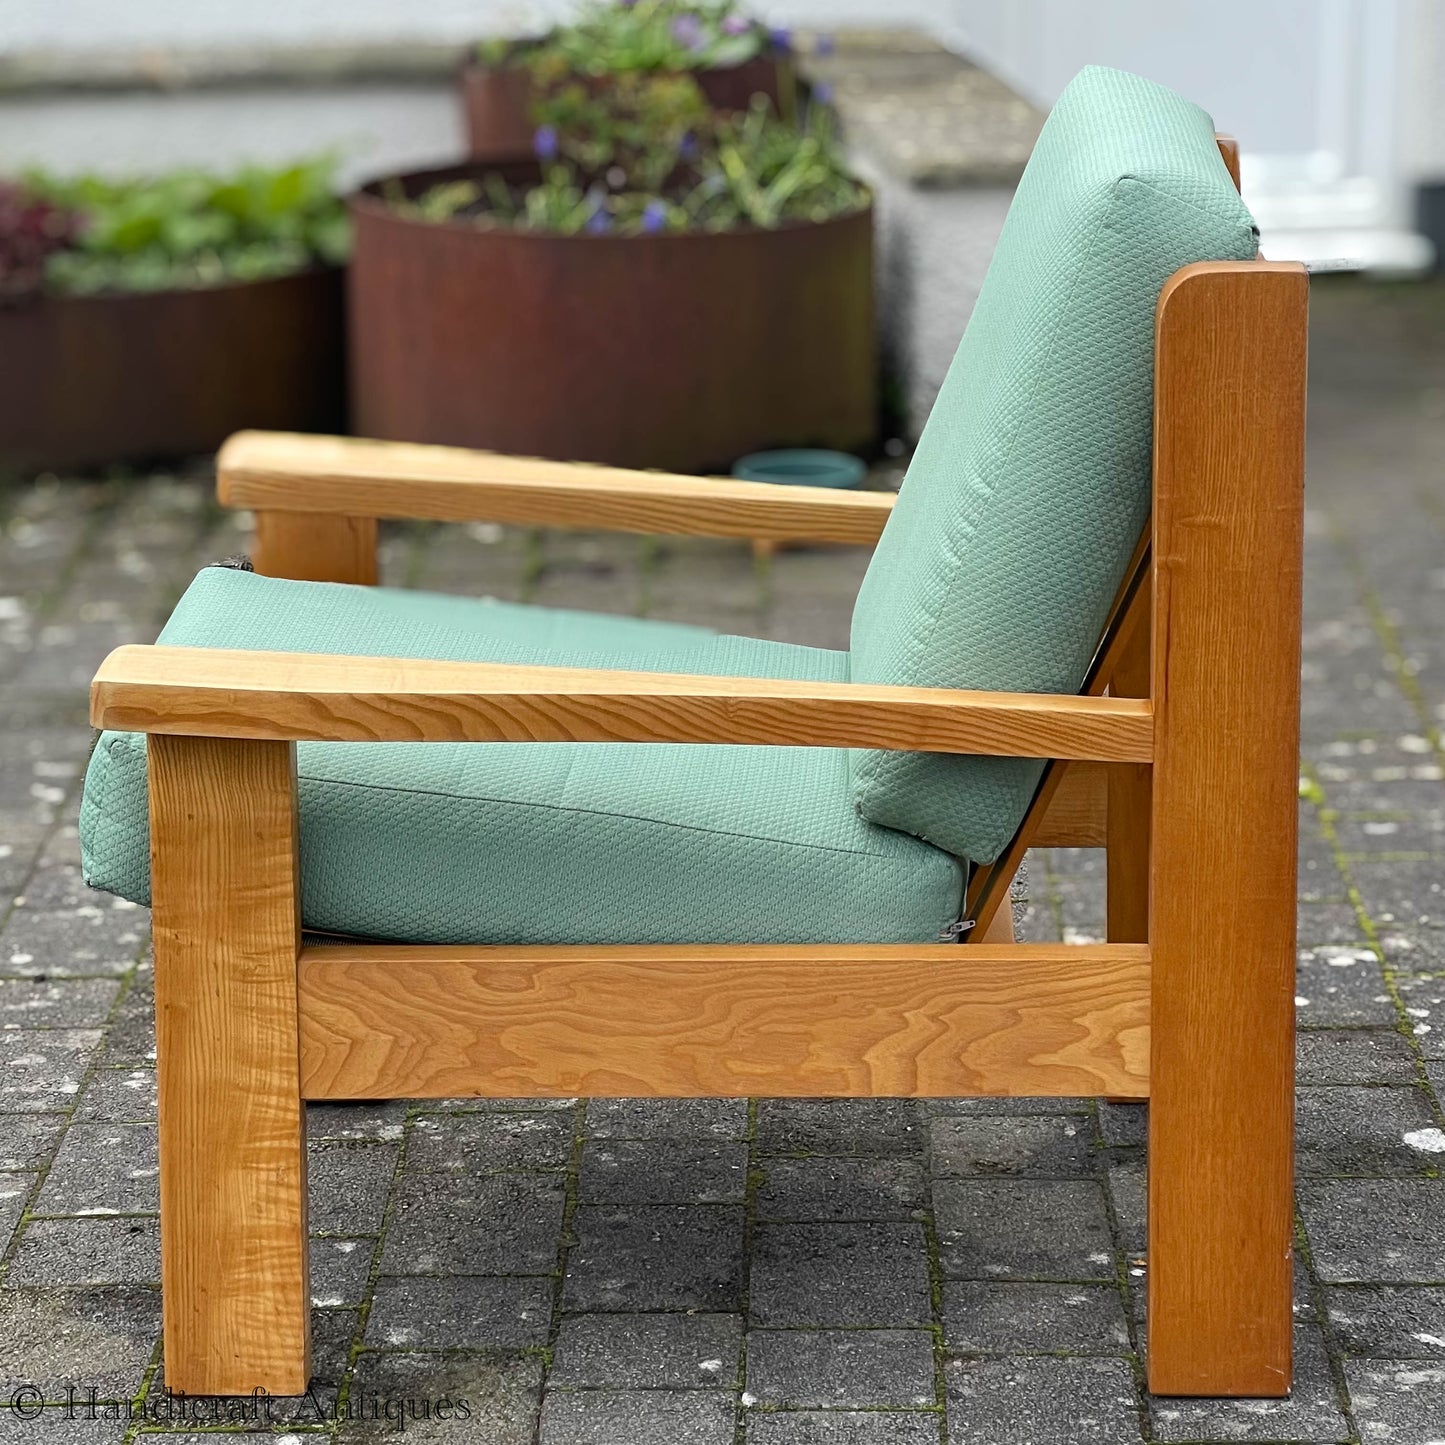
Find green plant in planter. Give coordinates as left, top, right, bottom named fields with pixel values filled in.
left=396, top=78, right=866, bottom=237
left=21, top=159, right=349, bottom=296
left=478, top=0, right=776, bottom=77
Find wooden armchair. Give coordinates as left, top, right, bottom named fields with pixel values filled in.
left=83, top=71, right=1305, bottom=1402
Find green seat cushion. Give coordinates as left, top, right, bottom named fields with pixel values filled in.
left=849, top=65, right=1259, bottom=864
left=81, top=567, right=963, bottom=945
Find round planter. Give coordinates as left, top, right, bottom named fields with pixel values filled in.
left=347, top=163, right=876, bottom=473
left=0, top=268, right=345, bottom=475
left=460, top=54, right=791, bottom=162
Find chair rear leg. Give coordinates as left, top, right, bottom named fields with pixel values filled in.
left=1145, top=261, right=1306, bottom=1397
left=148, top=734, right=310, bottom=1395
left=1107, top=598, right=1151, bottom=945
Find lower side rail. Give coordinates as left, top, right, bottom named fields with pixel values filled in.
left=297, top=942, right=1150, bottom=1100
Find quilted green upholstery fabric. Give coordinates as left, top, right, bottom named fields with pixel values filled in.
left=80, top=568, right=963, bottom=944
left=850, top=65, right=1259, bottom=864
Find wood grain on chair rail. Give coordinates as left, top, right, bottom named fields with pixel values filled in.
left=89, top=645, right=1155, bottom=760
left=297, top=942, right=1151, bottom=1100
left=218, top=430, right=896, bottom=544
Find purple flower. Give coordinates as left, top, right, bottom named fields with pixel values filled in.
left=532, top=124, right=559, bottom=161
left=767, top=25, right=792, bottom=51
left=640, top=200, right=667, bottom=233
left=677, top=130, right=698, bottom=161
left=814, top=32, right=835, bottom=56
left=670, top=13, right=706, bottom=49
left=812, top=80, right=834, bottom=105
left=721, top=15, right=750, bottom=35
left=585, top=207, right=612, bottom=234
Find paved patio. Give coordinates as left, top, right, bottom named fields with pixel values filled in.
left=1, top=274, right=1443, bottom=1442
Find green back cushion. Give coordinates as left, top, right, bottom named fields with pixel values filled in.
left=849, top=66, right=1258, bottom=863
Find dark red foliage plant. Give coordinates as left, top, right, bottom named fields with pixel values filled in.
left=0, top=182, right=81, bottom=302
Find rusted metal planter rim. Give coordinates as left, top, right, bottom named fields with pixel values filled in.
left=5, top=262, right=339, bottom=309
left=349, top=164, right=871, bottom=244
left=456, top=53, right=783, bottom=82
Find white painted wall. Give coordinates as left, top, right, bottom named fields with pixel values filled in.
left=942, top=0, right=1435, bottom=269
left=0, top=0, right=958, bottom=187
left=0, top=0, right=950, bottom=49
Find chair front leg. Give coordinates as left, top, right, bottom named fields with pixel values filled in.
left=148, top=734, right=310, bottom=1395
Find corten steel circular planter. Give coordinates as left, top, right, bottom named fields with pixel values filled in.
left=460, top=55, right=791, bottom=162
left=0, top=268, right=345, bottom=475
left=347, top=163, right=875, bottom=473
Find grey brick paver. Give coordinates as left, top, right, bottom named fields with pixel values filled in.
left=942, top=1281, right=1131, bottom=1354
left=584, top=1096, right=748, bottom=1139
left=310, top=1235, right=374, bottom=1308
left=754, top=1156, right=927, bottom=1221
left=749, top=1222, right=933, bottom=1327
left=0, top=978, right=119, bottom=1030
left=745, top=1415, right=941, bottom=1445
left=1296, top=1086, right=1442, bottom=1175
left=744, top=1328, right=936, bottom=1407
left=0, top=1287, right=160, bottom=1401
left=935, top=1179, right=1116, bottom=1280
left=34, top=1121, right=157, bottom=1215
left=578, top=1138, right=749, bottom=1204
left=539, top=1388, right=736, bottom=1445
left=0, top=1112, right=64, bottom=1170
left=72, top=1066, right=155, bottom=1122
left=944, top=1357, right=1144, bottom=1444
left=366, top=1274, right=553, bottom=1349
left=563, top=1205, right=745, bottom=1311
left=407, top=1110, right=573, bottom=1172
left=1300, top=1179, right=1445, bottom=1282
left=931, top=1114, right=1095, bottom=1177
left=1342, top=1359, right=1445, bottom=1442
left=1297, top=1028, right=1421, bottom=1085
left=754, top=1099, right=926, bottom=1157
left=306, top=1140, right=399, bottom=1235
left=340, top=1350, right=543, bottom=1444
left=1326, top=1284, right=1445, bottom=1357
left=381, top=1170, right=566, bottom=1276
left=7, top=1216, right=160, bottom=1288
left=549, top=1311, right=743, bottom=1388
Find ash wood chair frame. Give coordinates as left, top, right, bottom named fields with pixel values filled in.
left=89, top=160, right=1306, bottom=1400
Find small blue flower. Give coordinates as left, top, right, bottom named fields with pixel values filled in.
left=585, top=207, right=612, bottom=234
left=814, top=32, right=835, bottom=56
left=670, top=13, right=705, bottom=49
left=532, top=125, right=559, bottom=161
left=812, top=80, right=834, bottom=105
left=768, top=25, right=792, bottom=51
left=677, top=130, right=699, bottom=161
left=640, top=200, right=667, bottom=233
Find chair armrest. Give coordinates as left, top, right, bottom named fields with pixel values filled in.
left=90, top=646, right=1153, bottom=762
left=217, top=431, right=896, bottom=545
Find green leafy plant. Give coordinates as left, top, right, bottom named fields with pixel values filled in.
left=395, top=76, right=865, bottom=238
left=479, top=0, right=777, bottom=78
left=21, top=159, right=349, bottom=296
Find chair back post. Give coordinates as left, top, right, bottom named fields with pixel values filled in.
left=1144, top=256, right=1308, bottom=1396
